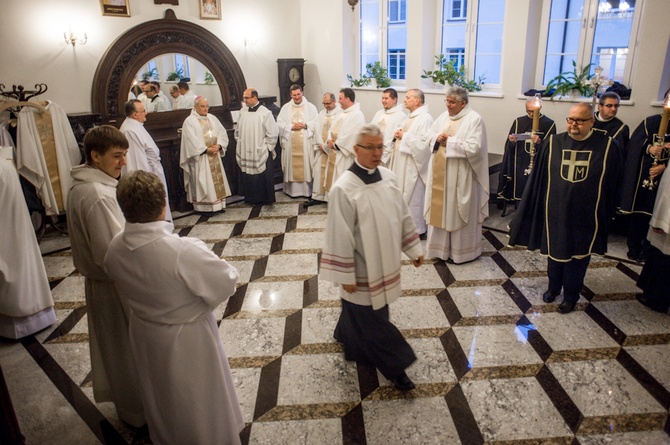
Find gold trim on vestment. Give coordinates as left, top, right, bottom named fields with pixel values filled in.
left=289, top=106, right=305, bottom=182
left=198, top=119, right=229, bottom=199
left=34, top=112, right=64, bottom=211
left=430, top=145, right=447, bottom=228
left=324, top=118, right=343, bottom=192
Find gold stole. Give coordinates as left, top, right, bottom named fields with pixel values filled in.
left=198, top=118, right=228, bottom=200
left=430, top=118, right=462, bottom=229
left=289, top=106, right=305, bottom=182
left=389, top=116, right=416, bottom=170
left=34, top=111, right=64, bottom=211
left=316, top=114, right=333, bottom=194
left=325, top=115, right=344, bottom=192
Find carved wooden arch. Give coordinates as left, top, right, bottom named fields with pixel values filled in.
left=91, top=9, right=245, bottom=119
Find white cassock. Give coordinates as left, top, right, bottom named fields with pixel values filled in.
left=17, top=100, right=81, bottom=215
left=389, top=105, right=433, bottom=234
left=324, top=103, right=366, bottom=192
left=157, top=91, right=172, bottom=110
left=370, top=105, right=407, bottom=167
left=308, top=105, right=342, bottom=202
left=137, top=92, right=149, bottom=110
left=146, top=96, right=169, bottom=113
left=0, top=147, right=55, bottom=339
left=67, top=164, right=145, bottom=427
left=425, top=106, right=489, bottom=264
left=277, top=98, right=319, bottom=197
left=119, top=117, right=172, bottom=221
left=320, top=164, right=423, bottom=309
left=180, top=110, right=231, bottom=212
left=174, top=92, right=197, bottom=109
left=104, top=221, right=244, bottom=445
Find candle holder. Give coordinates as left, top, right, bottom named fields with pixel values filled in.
left=642, top=94, right=670, bottom=190
left=587, top=66, right=614, bottom=110
left=524, top=94, right=542, bottom=176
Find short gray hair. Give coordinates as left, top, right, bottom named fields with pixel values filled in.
left=408, top=89, right=425, bottom=104
left=445, top=86, right=468, bottom=104
left=356, top=124, right=382, bottom=145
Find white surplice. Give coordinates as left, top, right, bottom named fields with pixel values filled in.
left=119, top=117, right=172, bottom=221
left=235, top=105, right=278, bottom=174
left=0, top=147, right=55, bottom=339
left=327, top=103, right=366, bottom=186
left=67, top=164, right=144, bottom=426
left=308, top=105, right=342, bottom=201
left=277, top=98, right=318, bottom=197
left=174, top=92, right=197, bottom=109
left=390, top=105, right=434, bottom=234
left=320, top=165, right=423, bottom=310
left=648, top=169, right=670, bottom=255
left=424, top=106, right=489, bottom=263
left=179, top=110, right=231, bottom=212
left=104, top=221, right=244, bottom=445
left=370, top=105, right=407, bottom=167
left=17, top=100, right=81, bottom=215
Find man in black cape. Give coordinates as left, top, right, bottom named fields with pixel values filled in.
left=509, top=103, right=622, bottom=314
left=497, top=98, right=556, bottom=215
left=619, top=113, right=669, bottom=261
left=593, top=91, right=629, bottom=158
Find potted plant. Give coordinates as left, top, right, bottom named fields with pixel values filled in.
left=421, top=54, right=484, bottom=92
left=204, top=72, right=215, bottom=85
left=347, top=74, right=372, bottom=88
left=141, top=67, right=159, bottom=81
left=365, top=62, right=392, bottom=89
left=545, top=61, right=594, bottom=98
left=166, top=67, right=185, bottom=82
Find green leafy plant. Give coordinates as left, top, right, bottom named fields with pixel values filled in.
left=204, top=72, right=214, bottom=85
left=545, top=61, right=594, bottom=98
left=141, top=67, right=159, bottom=81
left=166, top=66, right=185, bottom=82
left=421, top=54, right=484, bottom=92
left=365, top=62, right=392, bottom=88
left=347, top=74, right=372, bottom=88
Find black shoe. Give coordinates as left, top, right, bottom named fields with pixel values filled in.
left=419, top=232, right=427, bottom=240
left=542, top=290, right=559, bottom=303
left=557, top=300, right=577, bottom=314
left=627, top=250, right=641, bottom=262
left=391, top=372, right=415, bottom=391
left=636, top=294, right=665, bottom=313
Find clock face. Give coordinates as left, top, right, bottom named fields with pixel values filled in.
left=289, top=67, right=301, bottom=83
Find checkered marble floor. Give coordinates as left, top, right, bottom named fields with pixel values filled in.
left=2, top=193, right=670, bottom=444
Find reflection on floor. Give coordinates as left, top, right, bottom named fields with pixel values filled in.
left=2, top=193, right=670, bottom=445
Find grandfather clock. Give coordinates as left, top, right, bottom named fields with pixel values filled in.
left=277, top=58, right=305, bottom=106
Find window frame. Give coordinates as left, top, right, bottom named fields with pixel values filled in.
left=535, top=0, right=643, bottom=88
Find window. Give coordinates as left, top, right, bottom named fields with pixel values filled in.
left=539, top=0, right=640, bottom=85
left=173, top=54, right=191, bottom=79
left=440, top=0, right=506, bottom=86
left=359, top=0, right=407, bottom=81
left=388, top=49, right=406, bottom=79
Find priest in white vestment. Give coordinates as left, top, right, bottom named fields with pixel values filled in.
left=306, top=92, right=342, bottom=204
left=145, top=85, right=169, bottom=113
left=67, top=126, right=145, bottom=427
left=104, top=171, right=244, bottom=445
left=324, top=88, right=366, bottom=192
left=0, top=146, right=56, bottom=339
left=370, top=88, right=407, bottom=167
left=320, top=124, right=424, bottom=392
left=390, top=89, right=434, bottom=236
left=173, top=81, right=197, bottom=110
left=179, top=96, right=231, bottom=212
left=120, top=99, right=172, bottom=221
left=425, top=86, right=489, bottom=264
left=17, top=100, right=81, bottom=215
left=235, top=88, right=279, bottom=205
left=277, top=85, right=318, bottom=198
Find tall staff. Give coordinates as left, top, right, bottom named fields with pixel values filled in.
left=642, top=94, right=670, bottom=190
left=524, top=94, right=542, bottom=175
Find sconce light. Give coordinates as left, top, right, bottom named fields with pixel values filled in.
left=347, top=0, right=359, bottom=11
left=64, top=30, right=87, bottom=47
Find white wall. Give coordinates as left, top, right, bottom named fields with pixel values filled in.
left=0, top=0, right=300, bottom=113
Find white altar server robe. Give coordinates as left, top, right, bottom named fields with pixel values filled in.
left=104, top=221, right=244, bottom=445
left=370, top=105, right=407, bottom=166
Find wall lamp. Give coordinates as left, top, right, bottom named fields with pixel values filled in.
left=64, top=30, right=87, bottom=47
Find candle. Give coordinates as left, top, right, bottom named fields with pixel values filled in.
left=658, top=94, right=670, bottom=138
left=531, top=93, right=542, bottom=133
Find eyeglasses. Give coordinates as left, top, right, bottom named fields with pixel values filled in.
left=322, top=101, right=333, bottom=106
left=355, top=144, right=384, bottom=151
left=242, top=96, right=252, bottom=100
left=566, top=117, right=592, bottom=125
left=602, top=103, right=620, bottom=108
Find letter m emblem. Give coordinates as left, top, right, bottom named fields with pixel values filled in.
left=561, top=150, right=591, bottom=183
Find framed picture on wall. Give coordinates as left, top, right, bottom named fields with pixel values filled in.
left=199, top=0, right=221, bottom=20
left=100, top=0, right=130, bottom=17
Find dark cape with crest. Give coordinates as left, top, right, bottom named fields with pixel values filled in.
left=509, top=130, right=622, bottom=260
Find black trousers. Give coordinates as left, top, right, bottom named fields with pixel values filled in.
left=637, top=245, right=670, bottom=312
left=627, top=213, right=652, bottom=256
left=547, top=256, right=591, bottom=304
